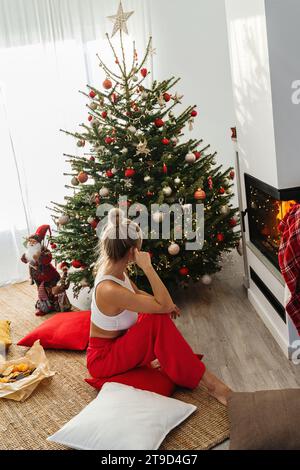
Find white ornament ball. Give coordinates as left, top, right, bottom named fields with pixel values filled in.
left=153, top=211, right=164, bottom=223
left=121, top=147, right=128, bottom=155
left=111, top=168, right=117, bottom=175
left=87, top=216, right=94, bottom=224
left=141, top=91, right=148, bottom=99
left=201, top=274, right=212, bottom=285
left=163, top=186, right=172, bottom=196
left=58, top=215, right=69, bottom=225
left=185, top=152, right=196, bottom=163
left=168, top=243, right=180, bottom=256
left=99, top=187, right=109, bottom=197
left=90, top=102, right=98, bottom=110
left=132, top=75, right=139, bottom=82
left=144, top=175, right=151, bottom=182
left=128, top=126, right=137, bottom=133
left=226, top=187, right=233, bottom=195
left=71, top=176, right=79, bottom=186
left=220, top=205, right=230, bottom=215
left=171, top=137, right=178, bottom=145
left=174, top=177, right=181, bottom=185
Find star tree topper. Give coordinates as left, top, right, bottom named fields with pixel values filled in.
left=107, top=2, right=134, bottom=37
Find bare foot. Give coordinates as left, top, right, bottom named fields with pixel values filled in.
left=150, top=358, right=161, bottom=370
left=201, top=370, right=232, bottom=406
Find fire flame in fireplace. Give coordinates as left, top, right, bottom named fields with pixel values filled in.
left=276, top=200, right=297, bottom=223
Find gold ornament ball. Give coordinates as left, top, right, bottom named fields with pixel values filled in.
left=99, top=187, right=109, bottom=197
left=201, top=274, right=212, bottom=285
left=168, top=243, right=180, bottom=256
left=163, top=186, right=172, bottom=196
left=185, top=152, right=196, bottom=163
left=58, top=215, right=69, bottom=225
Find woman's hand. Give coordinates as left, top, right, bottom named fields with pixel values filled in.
left=133, top=249, right=152, bottom=272
left=170, top=305, right=181, bottom=319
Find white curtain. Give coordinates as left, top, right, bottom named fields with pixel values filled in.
left=0, top=0, right=151, bottom=286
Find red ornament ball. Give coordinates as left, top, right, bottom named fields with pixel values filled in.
left=191, top=110, right=198, bottom=117
left=217, top=233, right=225, bottom=242
left=147, top=191, right=154, bottom=197
left=219, top=187, right=225, bottom=194
left=230, top=170, right=235, bottom=180
left=229, top=218, right=237, bottom=227
left=194, top=151, right=202, bottom=160
left=125, top=168, right=136, bottom=178
left=50, top=243, right=57, bottom=250
left=179, top=267, right=189, bottom=277
left=154, top=118, right=164, bottom=128
left=106, top=170, right=114, bottom=178
left=103, top=79, right=113, bottom=90
left=72, top=260, right=82, bottom=269
left=163, top=93, right=171, bottom=102
left=89, top=156, right=95, bottom=162
left=88, top=115, right=93, bottom=122
left=105, top=137, right=114, bottom=145
left=102, top=111, right=108, bottom=119
left=89, top=90, right=96, bottom=99
left=77, top=171, right=88, bottom=184
left=162, top=163, right=168, bottom=174
left=141, top=68, right=148, bottom=78
left=162, top=138, right=170, bottom=145
left=194, top=189, right=206, bottom=200
left=59, top=262, right=69, bottom=270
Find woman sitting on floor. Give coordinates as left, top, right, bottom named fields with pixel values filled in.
left=87, top=208, right=232, bottom=405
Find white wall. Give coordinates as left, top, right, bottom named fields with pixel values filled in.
left=265, top=0, right=300, bottom=189
left=225, top=0, right=278, bottom=190
left=148, top=0, right=236, bottom=175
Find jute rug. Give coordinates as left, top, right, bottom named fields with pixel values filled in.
left=0, top=282, right=229, bottom=450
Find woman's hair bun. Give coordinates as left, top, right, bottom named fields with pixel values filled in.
left=108, top=208, right=124, bottom=226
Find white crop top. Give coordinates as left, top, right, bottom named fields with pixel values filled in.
left=91, top=272, right=138, bottom=331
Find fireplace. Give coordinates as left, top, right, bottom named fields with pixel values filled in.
left=244, top=174, right=299, bottom=270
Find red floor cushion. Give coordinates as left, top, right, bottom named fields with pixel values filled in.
left=18, top=311, right=91, bottom=350
left=85, top=365, right=176, bottom=397
left=85, top=354, right=204, bottom=397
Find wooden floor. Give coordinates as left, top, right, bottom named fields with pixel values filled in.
left=173, top=253, right=300, bottom=392
left=1, top=252, right=300, bottom=393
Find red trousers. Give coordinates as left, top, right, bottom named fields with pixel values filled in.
left=86, top=313, right=206, bottom=390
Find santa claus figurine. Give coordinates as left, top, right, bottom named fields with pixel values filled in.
left=21, top=225, right=63, bottom=316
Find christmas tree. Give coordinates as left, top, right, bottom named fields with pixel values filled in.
left=50, top=2, right=240, bottom=297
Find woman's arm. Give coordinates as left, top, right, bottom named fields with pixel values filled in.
left=134, top=249, right=175, bottom=311
left=129, top=277, right=181, bottom=319
left=129, top=279, right=152, bottom=297
left=98, top=250, right=176, bottom=315
left=97, top=282, right=175, bottom=314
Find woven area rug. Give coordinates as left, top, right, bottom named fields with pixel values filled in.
left=160, top=386, right=229, bottom=450
left=0, top=282, right=229, bottom=450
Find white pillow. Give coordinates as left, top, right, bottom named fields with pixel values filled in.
left=48, top=382, right=197, bottom=450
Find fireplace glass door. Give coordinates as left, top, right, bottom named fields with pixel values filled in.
left=245, top=174, right=297, bottom=270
